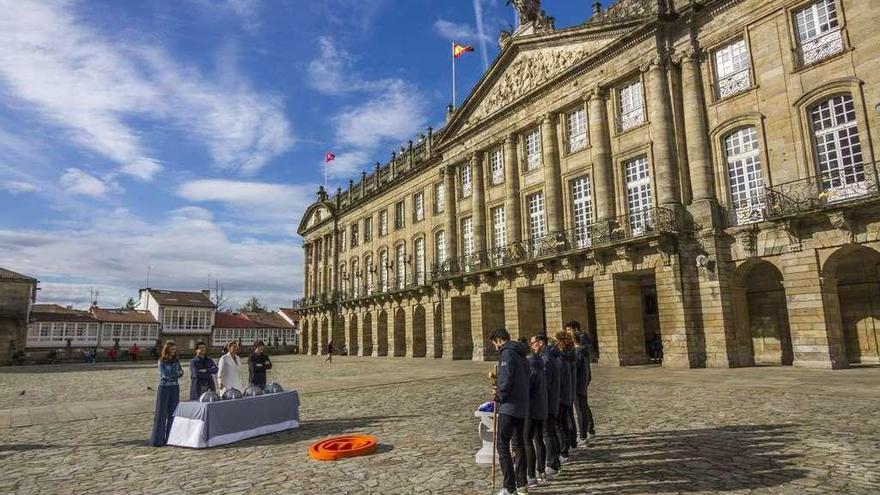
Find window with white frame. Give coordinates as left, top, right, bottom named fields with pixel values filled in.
left=379, top=210, right=388, bottom=236
left=794, top=0, right=843, bottom=66
left=352, top=258, right=361, bottom=297
left=434, top=182, right=445, bottom=213
left=524, top=129, right=542, bottom=171
left=724, top=127, right=766, bottom=224
left=27, top=321, right=100, bottom=347
left=811, top=94, right=866, bottom=199
left=624, top=156, right=654, bottom=234
left=435, top=230, right=447, bottom=265
left=413, top=192, right=425, bottom=222
left=461, top=217, right=474, bottom=256
left=395, top=201, right=405, bottom=229
left=527, top=192, right=546, bottom=241
left=570, top=176, right=593, bottom=247
left=567, top=108, right=588, bottom=152
left=365, top=254, right=374, bottom=293
left=395, top=243, right=406, bottom=289
left=491, top=206, right=506, bottom=249
left=714, top=39, right=751, bottom=99
left=379, top=250, right=389, bottom=291
left=489, top=149, right=504, bottom=185
left=617, top=79, right=645, bottom=131
left=460, top=163, right=472, bottom=198
left=414, top=237, right=425, bottom=285
left=363, top=216, right=373, bottom=241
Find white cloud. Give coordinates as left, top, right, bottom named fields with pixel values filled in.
left=59, top=168, right=119, bottom=198
left=307, top=37, right=356, bottom=95
left=2, top=180, right=39, bottom=194
left=434, top=19, right=485, bottom=43
left=0, top=1, right=293, bottom=179
left=0, top=209, right=303, bottom=310
left=177, top=178, right=319, bottom=224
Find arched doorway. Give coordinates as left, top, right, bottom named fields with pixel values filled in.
left=733, top=260, right=794, bottom=366
left=824, top=245, right=880, bottom=364
left=362, top=312, right=373, bottom=356
left=320, top=317, right=329, bottom=355
left=393, top=307, right=406, bottom=357
left=377, top=310, right=388, bottom=356
left=433, top=303, right=443, bottom=358
left=412, top=305, right=426, bottom=357
left=348, top=314, right=359, bottom=356
left=301, top=319, right=309, bottom=355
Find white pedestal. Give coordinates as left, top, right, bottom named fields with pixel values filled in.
left=474, top=410, right=497, bottom=466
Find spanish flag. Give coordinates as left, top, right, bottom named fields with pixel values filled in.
left=453, top=43, right=474, bottom=59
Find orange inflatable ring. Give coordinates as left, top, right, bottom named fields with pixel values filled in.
left=308, top=434, right=378, bottom=461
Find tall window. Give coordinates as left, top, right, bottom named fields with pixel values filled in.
left=491, top=206, right=506, bottom=249
left=414, top=238, right=425, bottom=285
left=395, top=201, right=405, bottom=229
left=570, top=176, right=593, bottom=247
left=434, top=182, right=445, bottom=213
left=489, top=149, right=504, bottom=185
left=724, top=127, right=766, bottom=224
left=624, top=156, right=654, bottom=234
left=460, top=163, right=472, bottom=198
left=435, top=230, right=447, bottom=265
left=567, top=108, right=588, bottom=152
left=379, top=250, right=389, bottom=291
left=363, top=216, right=373, bottom=242
left=524, top=129, right=542, bottom=171
left=365, top=254, right=374, bottom=293
left=340, top=262, right=348, bottom=295
left=379, top=210, right=388, bottom=236
left=794, top=0, right=843, bottom=66
left=618, top=79, right=645, bottom=131
left=461, top=217, right=474, bottom=256
left=395, top=243, right=406, bottom=289
left=352, top=258, right=361, bottom=297
left=714, top=39, right=751, bottom=99
left=350, top=224, right=359, bottom=248
left=413, top=192, right=425, bottom=222
left=811, top=94, right=865, bottom=198
left=338, top=228, right=346, bottom=252
left=527, top=192, right=546, bottom=241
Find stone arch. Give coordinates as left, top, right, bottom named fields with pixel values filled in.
left=348, top=313, right=359, bottom=356
left=822, top=244, right=880, bottom=364
left=361, top=312, right=373, bottom=356
left=393, top=306, right=406, bottom=357
left=377, top=310, right=389, bottom=356
left=433, top=302, right=443, bottom=358
left=412, top=305, right=427, bottom=357
left=320, top=316, right=330, bottom=355
left=732, top=259, right=793, bottom=366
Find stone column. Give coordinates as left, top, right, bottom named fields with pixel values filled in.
left=303, top=243, right=311, bottom=298
left=424, top=302, right=436, bottom=359
left=646, top=59, right=681, bottom=208
left=503, top=134, right=523, bottom=243
left=541, top=114, right=564, bottom=233
left=471, top=152, right=487, bottom=253
left=470, top=293, right=486, bottom=361
left=331, top=232, right=340, bottom=294
left=588, top=90, right=615, bottom=221
left=681, top=49, right=715, bottom=203
left=444, top=165, right=459, bottom=259
left=593, top=273, right=621, bottom=366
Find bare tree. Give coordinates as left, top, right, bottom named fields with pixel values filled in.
left=211, top=280, right=232, bottom=311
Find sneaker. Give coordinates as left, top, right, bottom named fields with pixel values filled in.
left=527, top=477, right=538, bottom=486
left=588, top=431, right=596, bottom=439
left=535, top=474, right=547, bottom=484
left=577, top=437, right=589, bottom=447
left=559, top=455, right=569, bottom=464
left=545, top=467, right=558, bottom=479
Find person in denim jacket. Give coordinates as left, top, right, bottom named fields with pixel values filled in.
left=150, top=341, right=183, bottom=446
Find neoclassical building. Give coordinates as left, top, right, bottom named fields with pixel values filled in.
left=296, top=0, right=880, bottom=369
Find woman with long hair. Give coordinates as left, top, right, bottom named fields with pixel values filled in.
left=149, top=341, right=183, bottom=447
left=553, top=331, right=577, bottom=463
left=217, top=340, right=242, bottom=394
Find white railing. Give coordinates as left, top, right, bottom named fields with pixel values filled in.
left=717, top=68, right=750, bottom=99
left=800, top=29, right=844, bottom=66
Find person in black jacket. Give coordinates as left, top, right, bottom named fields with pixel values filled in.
left=248, top=341, right=273, bottom=387
left=491, top=328, right=529, bottom=495
left=535, top=333, right=561, bottom=477
left=574, top=332, right=595, bottom=444
left=189, top=342, right=218, bottom=400
left=554, top=331, right=577, bottom=462
left=525, top=335, right=549, bottom=485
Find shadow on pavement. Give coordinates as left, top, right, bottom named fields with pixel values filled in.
left=531, top=424, right=808, bottom=494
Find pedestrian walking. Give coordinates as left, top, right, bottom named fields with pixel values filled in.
left=535, top=333, right=561, bottom=477
left=525, top=335, right=548, bottom=486
left=555, top=331, right=577, bottom=462
left=149, top=341, right=183, bottom=446
left=325, top=341, right=333, bottom=363
left=575, top=332, right=595, bottom=444
left=490, top=328, right=529, bottom=495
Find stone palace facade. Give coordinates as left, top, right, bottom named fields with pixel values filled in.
left=296, top=0, right=880, bottom=369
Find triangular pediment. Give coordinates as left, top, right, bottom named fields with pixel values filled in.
left=297, top=201, right=335, bottom=236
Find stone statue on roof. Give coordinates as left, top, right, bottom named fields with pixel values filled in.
left=507, top=0, right=555, bottom=33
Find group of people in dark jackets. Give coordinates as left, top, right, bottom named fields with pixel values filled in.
left=492, top=320, right=595, bottom=495
left=148, top=340, right=274, bottom=447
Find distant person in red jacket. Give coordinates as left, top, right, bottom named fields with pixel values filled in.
left=129, top=343, right=140, bottom=361
left=108, top=347, right=118, bottom=362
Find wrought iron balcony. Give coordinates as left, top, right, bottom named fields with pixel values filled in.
left=763, top=162, right=880, bottom=219
left=799, top=29, right=844, bottom=67
left=431, top=207, right=678, bottom=280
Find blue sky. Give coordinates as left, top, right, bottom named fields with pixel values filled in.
left=0, top=0, right=600, bottom=309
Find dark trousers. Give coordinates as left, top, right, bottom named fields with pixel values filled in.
left=150, top=384, right=179, bottom=447
left=496, top=413, right=527, bottom=492
left=251, top=373, right=267, bottom=387
left=543, top=413, right=560, bottom=470
left=189, top=379, right=215, bottom=401
left=524, top=418, right=546, bottom=478
left=557, top=404, right=575, bottom=456
left=575, top=392, right=595, bottom=439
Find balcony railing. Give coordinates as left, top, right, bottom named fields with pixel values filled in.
left=431, top=207, right=678, bottom=279
left=800, top=29, right=844, bottom=66
left=763, top=162, right=880, bottom=219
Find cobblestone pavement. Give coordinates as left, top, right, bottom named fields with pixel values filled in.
left=0, top=356, right=879, bottom=494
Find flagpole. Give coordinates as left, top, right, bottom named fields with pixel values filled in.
left=451, top=42, right=456, bottom=109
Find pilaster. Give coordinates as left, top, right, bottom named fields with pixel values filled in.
left=541, top=113, right=564, bottom=233
left=646, top=58, right=681, bottom=208
left=588, top=89, right=615, bottom=221
left=503, top=134, right=523, bottom=243
left=471, top=152, right=487, bottom=253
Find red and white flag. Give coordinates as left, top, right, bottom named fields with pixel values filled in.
left=324, top=152, right=336, bottom=163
